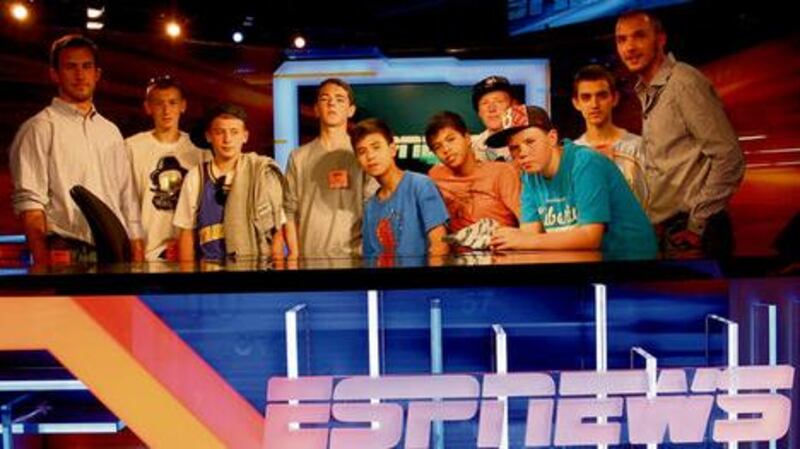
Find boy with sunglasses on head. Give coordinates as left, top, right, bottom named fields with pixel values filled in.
left=173, top=104, right=285, bottom=261
left=126, top=75, right=204, bottom=261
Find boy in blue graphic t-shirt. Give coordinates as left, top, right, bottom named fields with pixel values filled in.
left=350, top=118, right=449, bottom=261
left=488, top=105, right=657, bottom=260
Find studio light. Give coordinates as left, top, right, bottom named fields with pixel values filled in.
left=86, top=6, right=104, bottom=19
left=165, top=21, right=182, bottom=39
left=10, top=2, right=30, bottom=22
left=292, top=35, right=307, bottom=49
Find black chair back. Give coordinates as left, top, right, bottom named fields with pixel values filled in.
left=69, top=185, right=131, bottom=263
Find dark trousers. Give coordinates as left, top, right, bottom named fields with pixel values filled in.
left=657, top=210, right=734, bottom=259
left=47, top=235, right=97, bottom=263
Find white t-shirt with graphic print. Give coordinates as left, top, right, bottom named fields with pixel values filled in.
left=126, top=131, right=205, bottom=261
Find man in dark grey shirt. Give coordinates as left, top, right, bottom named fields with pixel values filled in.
left=615, top=10, right=745, bottom=257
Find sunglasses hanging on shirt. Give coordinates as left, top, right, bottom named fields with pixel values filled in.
left=214, top=175, right=229, bottom=206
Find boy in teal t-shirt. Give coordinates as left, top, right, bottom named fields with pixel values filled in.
left=488, top=105, right=657, bottom=260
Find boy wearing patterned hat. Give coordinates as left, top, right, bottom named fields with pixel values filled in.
left=489, top=105, right=656, bottom=260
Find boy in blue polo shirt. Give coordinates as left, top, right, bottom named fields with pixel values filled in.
left=489, top=105, right=657, bottom=260
left=350, top=118, right=449, bottom=259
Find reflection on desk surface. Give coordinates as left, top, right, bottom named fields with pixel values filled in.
left=0, top=358, right=125, bottom=435
left=0, top=251, right=796, bottom=296
left=2, top=250, right=615, bottom=275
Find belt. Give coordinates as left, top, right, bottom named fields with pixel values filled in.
left=47, top=235, right=96, bottom=264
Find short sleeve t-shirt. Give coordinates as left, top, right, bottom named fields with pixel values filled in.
left=520, top=140, right=657, bottom=260
left=428, top=161, right=520, bottom=233
left=172, top=163, right=235, bottom=231
left=126, top=131, right=205, bottom=260
left=284, top=138, right=378, bottom=258
left=575, top=131, right=648, bottom=208
left=362, top=172, right=449, bottom=257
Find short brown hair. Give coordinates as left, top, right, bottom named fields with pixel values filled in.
left=50, top=34, right=99, bottom=69
left=572, top=64, right=617, bottom=98
left=349, top=118, right=394, bottom=148
left=617, top=9, right=665, bottom=34
left=204, top=103, right=247, bottom=131
left=424, top=111, right=468, bottom=148
left=318, top=78, right=355, bottom=105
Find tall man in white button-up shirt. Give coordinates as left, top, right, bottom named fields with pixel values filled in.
left=9, top=34, right=143, bottom=265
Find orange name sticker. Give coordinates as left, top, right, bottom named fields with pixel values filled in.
left=327, top=169, right=350, bottom=189
left=49, top=249, right=72, bottom=265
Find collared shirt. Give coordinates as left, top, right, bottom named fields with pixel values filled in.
left=9, top=97, right=143, bottom=244
left=635, top=54, right=744, bottom=234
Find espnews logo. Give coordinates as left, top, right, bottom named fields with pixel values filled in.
left=263, top=365, right=795, bottom=449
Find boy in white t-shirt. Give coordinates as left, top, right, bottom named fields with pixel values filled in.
left=126, top=75, right=204, bottom=261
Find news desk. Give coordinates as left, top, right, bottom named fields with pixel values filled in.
left=0, top=254, right=797, bottom=448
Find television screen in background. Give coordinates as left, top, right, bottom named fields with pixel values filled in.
left=508, top=0, right=691, bottom=36
left=298, top=82, right=526, bottom=173
left=273, top=57, right=550, bottom=172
